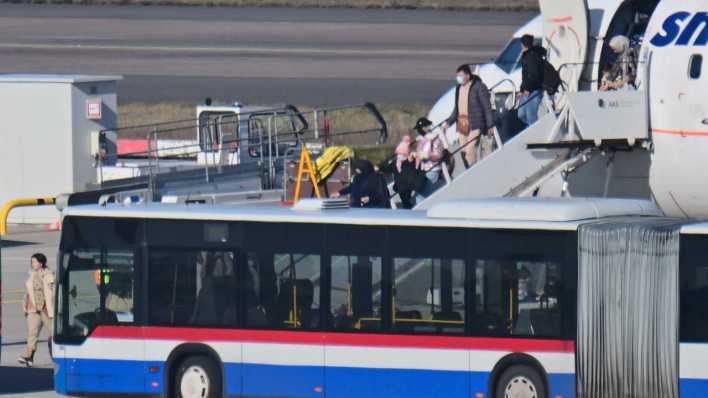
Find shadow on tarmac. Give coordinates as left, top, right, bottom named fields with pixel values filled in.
left=0, top=365, right=54, bottom=393
left=0, top=239, right=37, bottom=248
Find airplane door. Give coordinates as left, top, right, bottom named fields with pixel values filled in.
left=539, top=0, right=589, bottom=92
left=683, top=54, right=707, bottom=134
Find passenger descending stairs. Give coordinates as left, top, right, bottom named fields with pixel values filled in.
left=415, top=113, right=597, bottom=210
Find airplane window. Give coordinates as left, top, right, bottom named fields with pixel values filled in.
left=689, top=55, right=703, bottom=80
left=495, top=38, right=544, bottom=75
left=495, top=39, right=523, bottom=74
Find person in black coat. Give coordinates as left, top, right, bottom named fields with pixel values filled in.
left=332, top=159, right=390, bottom=208
left=379, top=154, right=419, bottom=209
left=518, top=34, right=545, bottom=126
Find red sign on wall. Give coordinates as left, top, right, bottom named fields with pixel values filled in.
left=86, top=99, right=102, bottom=120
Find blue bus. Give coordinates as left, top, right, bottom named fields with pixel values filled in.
left=52, top=198, right=708, bottom=398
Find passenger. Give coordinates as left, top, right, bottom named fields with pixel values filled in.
left=600, top=63, right=615, bottom=91
left=395, top=135, right=412, bottom=173
left=332, top=159, right=390, bottom=208
left=413, top=118, right=444, bottom=204
left=391, top=135, right=417, bottom=209
left=600, top=35, right=637, bottom=91
left=517, top=34, right=544, bottom=126
left=18, top=253, right=55, bottom=367
left=442, top=64, right=495, bottom=168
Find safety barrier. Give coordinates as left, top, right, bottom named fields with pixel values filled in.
left=0, top=197, right=56, bottom=236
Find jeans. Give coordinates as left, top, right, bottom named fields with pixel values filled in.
left=518, top=90, right=542, bottom=126
left=415, top=170, right=442, bottom=204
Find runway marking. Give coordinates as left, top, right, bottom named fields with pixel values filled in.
left=0, top=42, right=494, bottom=58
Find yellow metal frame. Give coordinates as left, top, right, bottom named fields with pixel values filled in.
left=0, top=197, right=56, bottom=236
left=293, top=146, right=321, bottom=202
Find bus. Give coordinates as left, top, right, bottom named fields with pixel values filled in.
left=52, top=197, right=708, bottom=398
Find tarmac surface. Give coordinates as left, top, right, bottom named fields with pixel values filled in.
left=0, top=4, right=533, bottom=106
left=1, top=230, right=60, bottom=397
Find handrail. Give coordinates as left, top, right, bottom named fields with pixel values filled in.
left=0, top=197, right=56, bottom=236
left=488, top=78, right=518, bottom=110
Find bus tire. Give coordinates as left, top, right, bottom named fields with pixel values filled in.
left=174, top=356, right=222, bottom=398
left=495, top=364, right=546, bottom=398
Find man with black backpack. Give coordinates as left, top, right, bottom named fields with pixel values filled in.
left=518, top=34, right=545, bottom=126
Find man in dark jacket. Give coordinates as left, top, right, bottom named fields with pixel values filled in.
left=518, top=34, right=544, bottom=126
left=332, top=159, right=390, bottom=208
left=442, top=64, right=495, bottom=168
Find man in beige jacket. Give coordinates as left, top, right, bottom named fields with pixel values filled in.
left=18, top=253, right=55, bottom=367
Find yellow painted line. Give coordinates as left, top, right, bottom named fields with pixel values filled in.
left=0, top=42, right=490, bottom=57
left=1, top=299, right=24, bottom=304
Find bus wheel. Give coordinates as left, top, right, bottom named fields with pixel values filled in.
left=495, top=365, right=546, bottom=398
left=175, top=356, right=221, bottom=398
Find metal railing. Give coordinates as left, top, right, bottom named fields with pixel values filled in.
left=96, top=103, right=387, bottom=202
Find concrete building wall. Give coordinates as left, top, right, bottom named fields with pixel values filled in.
left=0, top=75, right=120, bottom=224
left=0, top=82, right=73, bottom=223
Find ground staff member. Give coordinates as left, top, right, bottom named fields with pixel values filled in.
left=18, top=253, right=55, bottom=367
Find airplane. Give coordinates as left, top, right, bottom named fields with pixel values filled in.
left=420, top=0, right=707, bottom=219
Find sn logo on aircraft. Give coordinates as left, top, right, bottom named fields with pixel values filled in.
left=650, top=11, right=707, bottom=47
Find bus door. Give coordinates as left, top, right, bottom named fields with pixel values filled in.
left=576, top=220, right=681, bottom=398
left=56, top=248, right=141, bottom=394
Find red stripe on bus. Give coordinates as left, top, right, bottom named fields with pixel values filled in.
left=90, top=326, right=575, bottom=353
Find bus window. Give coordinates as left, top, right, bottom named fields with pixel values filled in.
left=272, top=253, right=321, bottom=330
left=392, top=258, right=465, bottom=335
left=330, top=255, right=383, bottom=331
left=474, top=260, right=561, bottom=337
left=680, top=236, right=708, bottom=342
left=244, top=252, right=321, bottom=330
left=147, top=250, right=238, bottom=327
left=56, top=249, right=135, bottom=342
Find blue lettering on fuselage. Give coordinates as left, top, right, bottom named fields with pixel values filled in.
left=650, top=11, right=708, bottom=47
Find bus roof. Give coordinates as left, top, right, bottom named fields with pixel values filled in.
left=62, top=198, right=663, bottom=232
left=680, top=222, right=708, bottom=235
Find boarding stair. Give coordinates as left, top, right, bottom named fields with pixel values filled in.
left=414, top=88, right=652, bottom=210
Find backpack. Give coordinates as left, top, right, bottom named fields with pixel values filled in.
left=542, top=60, right=562, bottom=95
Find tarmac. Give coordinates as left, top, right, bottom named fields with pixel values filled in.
left=0, top=4, right=533, bottom=106
left=1, top=229, right=60, bottom=397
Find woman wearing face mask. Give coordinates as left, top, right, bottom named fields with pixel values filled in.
left=18, top=253, right=55, bottom=367
left=413, top=117, right=444, bottom=204
left=331, top=159, right=390, bottom=208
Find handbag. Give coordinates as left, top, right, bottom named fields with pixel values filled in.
left=457, top=116, right=470, bottom=135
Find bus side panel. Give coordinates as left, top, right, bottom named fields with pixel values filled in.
left=144, top=339, right=243, bottom=396
left=53, top=344, right=68, bottom=395
left=242, top=339, right=324, bottom=398
left=325, top=342, right=470, bottom=398
left=680, top=343, right=708, bottom=397
left=468, top=346, right=575, bottom=398
left=60, top=335, right=147, bottom=394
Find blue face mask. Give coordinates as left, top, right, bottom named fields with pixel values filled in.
left=456, top=76, right=465, bottom=85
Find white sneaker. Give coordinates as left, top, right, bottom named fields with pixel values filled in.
left=17, top=355, right=33, bottom=367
